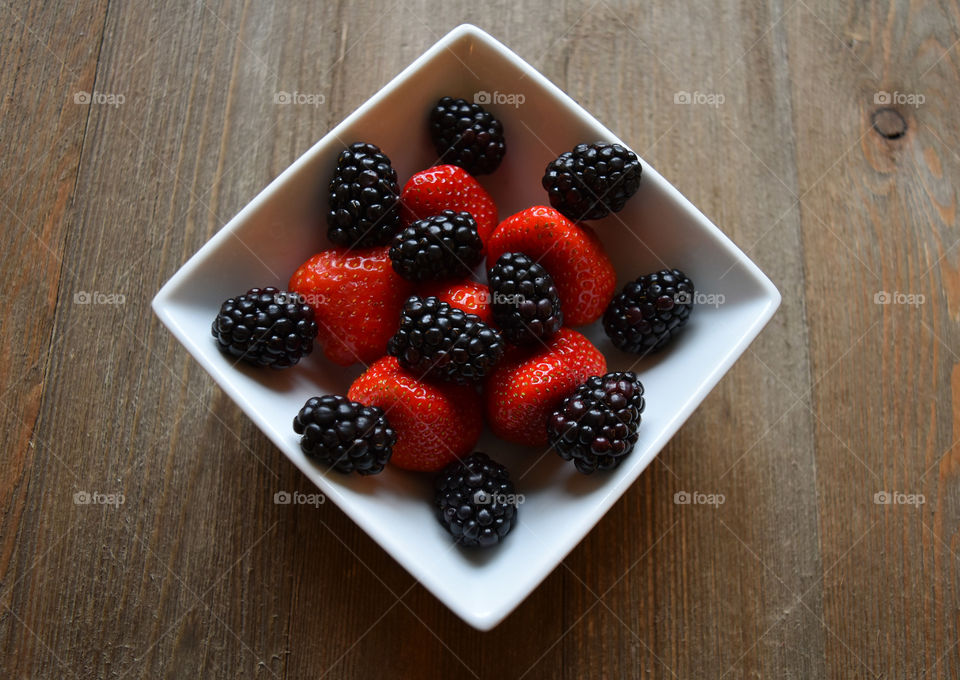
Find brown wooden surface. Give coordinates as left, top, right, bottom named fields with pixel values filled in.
left=1, top=1, right=958, bottom=677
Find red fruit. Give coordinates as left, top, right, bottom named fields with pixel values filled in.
left=348, top=356, right=483, bottom=471
left=289, top=247, right=413, bottom=366
left=486, top=206, right=616, bottom=326
left=419, top=280, right=493, bottom=325
left=486, top=328, right=606, bottom=447
left=400, top=165, right=498, bottom=248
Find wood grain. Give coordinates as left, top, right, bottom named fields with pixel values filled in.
left=0, top=1, right=110, bottom=677
left=0, top=0, right=957, bottom=678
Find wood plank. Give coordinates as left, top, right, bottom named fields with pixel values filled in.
left=788, top=0, right=960, bottom=677
left=0, top=1, right=109, bottom=677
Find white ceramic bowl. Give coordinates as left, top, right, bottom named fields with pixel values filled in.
left=152, top=24, right=780, bottom=630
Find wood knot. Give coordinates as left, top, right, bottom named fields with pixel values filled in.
left=871, top=108, right=907, bottom=140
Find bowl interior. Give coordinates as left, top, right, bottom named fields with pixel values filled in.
left=153, top=25, right=779, bottom=630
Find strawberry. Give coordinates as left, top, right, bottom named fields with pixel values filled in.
left=486, top=206, right=616, bottom=326
left=348, top=356, right=483, bottom=471
left=419, top=280, right=493, bottom=325
left=289, top=247, right=413, bottom=366
left=400, top=165, right=498, bottom=248
left=486, top=328, right=606, bottom=447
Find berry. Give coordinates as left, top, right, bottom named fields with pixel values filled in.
left=486, top=328, right=606, bottom=447
left=434, top=452, right=518, bottom=548
left=400, top=165, right=498, bottom=249
left=542, top=142, right=641, bottom=221
left=487, top=206, right=616, bottom=325
left=348, top=357, right=483, bottom=471
left=288, top=247, right=414, bottom=366
left=327, top=142, right=401, bottom=248
left=387, top=296, right=504, bottom=384
left=487, top=252, right=562, bottom=345
left=211, top=287, right=318, bottom=369
left=389, top=210, right=483, bottom=282
left=293, top=395, right=396, bottom=475
left=547, top=372, right=645, bottom=474
left=603, top=269, right=694, bottom=355
left=419, top=280, right=493, bottom=325
left=429, top=96, right=506, bottom=175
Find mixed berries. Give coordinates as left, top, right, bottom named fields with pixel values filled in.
left=348, top=356, right=483, bottom=471
left=486, top=327, right=607, bottom=447
left=486, top=206, right=616, bottom=326
left=211, top=94, right=702, bottom=549
left=401, top=164, right=499, bottom=249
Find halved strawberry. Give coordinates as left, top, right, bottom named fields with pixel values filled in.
left=486, top=328, right=607, bottom=447
left=289, top=247, right=413, bottom=366
left=486, top=206, right=616, bottom=326
left=348, top=356, right=483, bottom=471
left=400, top=165, right=498, bottom=248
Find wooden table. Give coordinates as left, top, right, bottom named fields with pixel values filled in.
left=2, top=1, right=957, bottom=677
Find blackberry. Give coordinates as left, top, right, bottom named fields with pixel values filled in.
left=326, top=142, right=401, bottom=248
left=603, top=269, right=694, bottom=355
left=389, top=210, right=484, bottom=282
left=387, top=296, right=504, bottom=384
left=542, top=142, right=642, bottom=220
left=487, top=252, right=562, bottom=345
left=211, top=287, right=318, bottom=369
left=548, top=372, right=645, bottom=474
left=293, top=395, right=395, bottom=475
left=429, top=96, right=506, bottom=175
left=434, top=452, right=519, bottom=547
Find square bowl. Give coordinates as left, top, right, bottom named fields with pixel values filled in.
left=152, top=24, right=780, bottom=630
